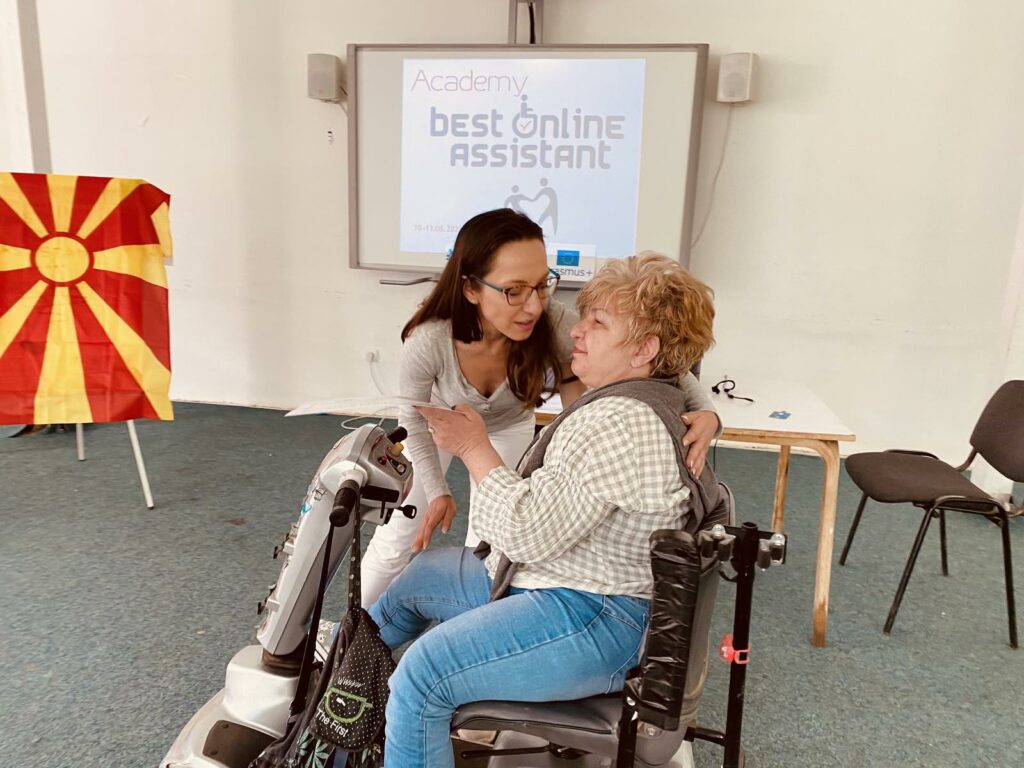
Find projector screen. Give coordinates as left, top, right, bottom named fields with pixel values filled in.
left=348, top=44, right=707, bottom=283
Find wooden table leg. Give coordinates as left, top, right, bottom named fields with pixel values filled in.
left=809, top=439, right=841, bottom=647
left=771, top=445, right=791, bottom=532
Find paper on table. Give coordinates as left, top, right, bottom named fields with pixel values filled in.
left=285, top=395, right=450, bottom=418
left=536, top=393, right=563, bottom=415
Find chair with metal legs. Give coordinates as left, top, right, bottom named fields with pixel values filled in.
left=838, top=380, right=1024, bottom=648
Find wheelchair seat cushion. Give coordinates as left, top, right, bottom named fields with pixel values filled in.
left=845, top=451, right=991, bottom=506
left=452, top=695, right=622, bottom=758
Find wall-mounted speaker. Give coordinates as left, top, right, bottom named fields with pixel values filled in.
left=716, top=52, right=757, bottom=103
left=307, top=53, right=344, bottom=102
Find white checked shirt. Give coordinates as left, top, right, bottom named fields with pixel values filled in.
left=472, top=396, right=693, bottom=599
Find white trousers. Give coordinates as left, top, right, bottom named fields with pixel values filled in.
left=360, top=418, right=536, bottom=606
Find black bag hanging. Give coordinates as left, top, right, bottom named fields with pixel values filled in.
left=309, top=510, right=396, bottom=753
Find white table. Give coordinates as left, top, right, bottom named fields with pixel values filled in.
left=537, top=379, right=856, bottom=647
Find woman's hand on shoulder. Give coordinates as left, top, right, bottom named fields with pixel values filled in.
left=680, top=410, right=719, bottom=476
left=412, top=495, right=457, bottom=552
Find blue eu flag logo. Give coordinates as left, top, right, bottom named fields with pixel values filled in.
left=556, top=250, right=580, bottom=267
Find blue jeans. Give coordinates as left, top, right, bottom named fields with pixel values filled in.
left=365, top=546, right=649, bottom=768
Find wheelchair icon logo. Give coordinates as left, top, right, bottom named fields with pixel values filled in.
left=323, top=687, right=374, bottom=724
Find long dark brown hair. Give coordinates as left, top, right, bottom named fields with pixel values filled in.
left=402, top=209, right=561, bottom=407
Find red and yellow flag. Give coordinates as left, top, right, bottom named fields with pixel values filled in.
left=0, top=173, right=173, bottom=425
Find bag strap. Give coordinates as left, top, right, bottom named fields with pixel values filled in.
left=291, top=518, right=339, bottom=716
left=291, top=487, right=364, bottom=715
left=348, top=502, right=362, bottom=612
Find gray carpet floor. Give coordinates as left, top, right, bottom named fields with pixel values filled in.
left=1, top=402, right=1021, bottom=767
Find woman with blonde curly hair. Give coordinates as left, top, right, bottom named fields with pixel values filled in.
left=574, top=251, right=715, bottom=382
left=365, top=253, right=716, bottom=768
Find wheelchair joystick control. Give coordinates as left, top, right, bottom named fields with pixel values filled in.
left=386, top=427, right=408, bottom=444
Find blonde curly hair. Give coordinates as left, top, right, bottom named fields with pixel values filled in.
left=577, top=252, right=715, bottom=376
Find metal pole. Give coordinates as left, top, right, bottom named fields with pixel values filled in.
left=507, top=0, right=543, bottom=45
left=531, top=0, right=543, bottom=44
left=507, top=0, right=518, bottom=44
left=75, top=423, right=85, bottom=460
left=723, top=522, right=758, bottom=768
left=126, top=420, right=155, bottom=509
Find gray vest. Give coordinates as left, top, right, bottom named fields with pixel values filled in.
left=480, top=376, right=726, bottom=600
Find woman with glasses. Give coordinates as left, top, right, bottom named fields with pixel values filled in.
left=358, top=208, right=720, bottom=605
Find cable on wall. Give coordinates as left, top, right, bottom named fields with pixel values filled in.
left=690, top=103, right=734, bottom=250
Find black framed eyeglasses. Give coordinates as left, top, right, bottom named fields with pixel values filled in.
left=470, top=268, right=560, bottom=306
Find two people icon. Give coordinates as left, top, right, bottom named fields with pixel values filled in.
left=504, top=179, right=558, bottom=235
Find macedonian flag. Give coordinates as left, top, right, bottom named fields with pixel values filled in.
left=0, top=173, right=173, bottom=425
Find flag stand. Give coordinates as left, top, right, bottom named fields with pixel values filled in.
left=75, top=421, right=155, bottom=509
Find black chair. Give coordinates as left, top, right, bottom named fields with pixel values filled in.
left=839, top=380, right=1023, bottom=648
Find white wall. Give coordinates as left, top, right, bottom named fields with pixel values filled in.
left=0, top=0, right=33, bottom=168
left=5, top=0, right=1024, bottom=466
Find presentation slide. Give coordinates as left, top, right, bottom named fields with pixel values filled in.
left=399, top=58, right=646, bottom=279
left=351, top=45, right=706, bottom=280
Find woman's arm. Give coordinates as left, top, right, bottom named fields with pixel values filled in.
left=398, top=328, right=452, bottom=503
left=415, top=405, right=503, bottom=487
left=677, top=371, right=720, bottom=429
left=677, top=371, right=721, bottom=476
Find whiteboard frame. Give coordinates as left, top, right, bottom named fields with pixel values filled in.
left=347, top=43, right=708, bottom=281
